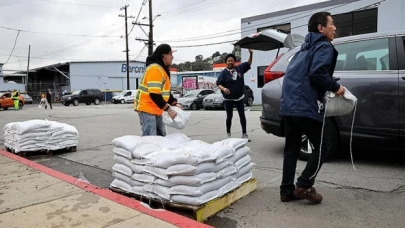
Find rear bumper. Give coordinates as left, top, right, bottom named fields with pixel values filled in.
left=260, top=116, right=284, bottom=137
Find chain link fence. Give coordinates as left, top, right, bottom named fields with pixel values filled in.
left=27, top=82, right=70, bottom=103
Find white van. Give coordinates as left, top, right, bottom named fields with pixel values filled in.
left=111, top=90, right=138, bottom=104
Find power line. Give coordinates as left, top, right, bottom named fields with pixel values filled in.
left=3, top=31, right=21, bottom=65
left=171, top=40, right=238, bottom=48
left=160, top=0, right=234, bottom=19
left=0, top=25, right=121, bottom=38
left=158, top=0, right=209, bottom=15
left=128, top=0, right=148, bottom=36
left=37, top=0, right=116, bottom=8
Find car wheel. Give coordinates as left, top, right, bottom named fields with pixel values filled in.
left=73, top=99, right=79, bottom=106
left=205, top=107, right=211, bottom=110
left=94, top=98, right=100, bottom=105
left=299, top=119, right=339, bottom=161
left=120, top=99, right=125, bottom=104
left=64, top=103, right=69, bottom=106
left=86, top=103, right=91, bottom=105
left=19, top=102, right=24, bottom=109
left=4, top=107, right=8, bottom=110
left=190, top=103, right=198, bottom=110
left=247, top=96, right=254, bottom=107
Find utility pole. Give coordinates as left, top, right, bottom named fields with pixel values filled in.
left=148, top=0, right=153, bottom=56
left=25, top=45, right=30, bottom=93
left=119, top=5, right=135, bottom=90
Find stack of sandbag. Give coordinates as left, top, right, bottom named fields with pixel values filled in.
left=110, top=133, right=254, bottom=206
left=3, top=119, right=79, bottom=153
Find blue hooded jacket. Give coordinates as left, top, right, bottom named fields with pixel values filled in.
left=279, top=32, right=340, bottom=122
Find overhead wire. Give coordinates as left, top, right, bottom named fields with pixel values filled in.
left=3, top=31, right=21, bottom=65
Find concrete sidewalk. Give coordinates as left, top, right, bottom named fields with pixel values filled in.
left=0, top=150, right=212, bottom=228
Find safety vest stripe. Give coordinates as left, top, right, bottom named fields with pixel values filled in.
left=147, top=82, right=162, bottom=88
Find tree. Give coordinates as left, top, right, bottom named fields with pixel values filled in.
left=195, top=55, right=203, bottom=62
left=232, top=46, right=242, bottom=62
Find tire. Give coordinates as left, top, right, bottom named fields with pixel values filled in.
left=73, top=99, right=79, bottom=106
left=190, top=103, right=198, bottom=110
left=205, top=107, right=211, bottom=110
left=4, top=107, right=8, bottom=110
left=86, top=103, right=91, bottom=105
left=247, top=96, right=254, bottom=107
left=64, top=103, right=69, bottom=106
left=298, top=118, right=339, bottom=161
left=94, top=98, right=100, bottom=105
left=19, top=102, right=24, bottom=109
left=120, top=99, right=125, bottom=104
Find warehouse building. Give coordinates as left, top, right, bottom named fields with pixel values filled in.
left=240, top=0, right=405, bottom=104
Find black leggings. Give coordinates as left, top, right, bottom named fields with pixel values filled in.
left=224, top=99, right=247, bottom=134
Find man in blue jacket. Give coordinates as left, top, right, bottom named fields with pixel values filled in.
left=279, top=12, right=345, bottom=204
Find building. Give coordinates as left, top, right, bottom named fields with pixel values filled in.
left=25, top=60, right=145, bottom=101
left=241, top=0, right=405, bottom=104
left=0, top=63, right=27, bottom=92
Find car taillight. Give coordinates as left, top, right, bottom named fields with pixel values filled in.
left=263, top=54, right=285, bottom=84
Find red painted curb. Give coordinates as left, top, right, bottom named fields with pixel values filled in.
left=0, top=150, right=213, bottom=228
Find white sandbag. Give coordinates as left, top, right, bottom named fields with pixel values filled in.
left=234, top=155, right=251, bottom=170
left=112, top=164, right=133, bottom=177
left=155, top=172, right=217, bottom=187
left=209, top=145, right=234, bottom=163
left=171, top=190, right=220, bottom=206
left=110, top=179, right=132, bottom=193
left=180, top=140, right=211, bottom=150
left=169, top=177, right=231, bottom=196
left=217, top=165, right=238, bottom=178
left=325, top=88, right=357, bottom=117
left=133, top=148, right=200, bottom=168
left=165, top=132, right=191, bottom=144
left=143, top=166, right=169, bottom=180
left=237, top=172, right=253, bottom=184
left=132, top=186, right=148, bottom=196
left=4, top=119, right=51, bottom=134
left=144, top=184, right=171, bottom=200
left=113, top=148, right=133, bottom=159
left=162, top=106, right=191, bottom=130
left=212, top=138, right=248, bottom=151
left=219, top=181, right=241, bottom=196
left=167, top=161, right=230, bottom=176
left=114, top=155, right=143, bottom=173
left=112, top=135, right=156, bottom=154
left=227, top=146, right=250, bottom=164
left=231, top=162, right=254, bottom=180
left=142, top=136, right=180, bottom=150
left=112, top=171, right=139, bottom=186
left=132, top=173, right=157, bottom=183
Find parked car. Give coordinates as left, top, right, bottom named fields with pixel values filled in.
left=61, top=89, right=103, bottom=106
left=21, top=94, right=33, bottom=104
left=0, top=92, right=25, bottom=110
left=178, top=89, right=214, bottom=110
left=111, top=90, right=137, bottom=104
left=236, top=29, right=405, bottom=160
left=203, top=85, right=255, bottom=109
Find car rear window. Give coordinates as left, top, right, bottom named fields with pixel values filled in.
left=270, top=48, right=299, bottom=72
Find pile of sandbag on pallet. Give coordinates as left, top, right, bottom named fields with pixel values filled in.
left=110, top=133, right=254, bottom=206
left=3, top=119, right=79, bottom=153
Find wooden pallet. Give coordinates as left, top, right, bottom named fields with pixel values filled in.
left=110, top=178, right=257, bottom=222
left=5, top=146, right=77, bottom=158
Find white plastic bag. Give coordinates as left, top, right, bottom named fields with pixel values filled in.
left=325, top=88, right=357, bottom=117
left=162, top=106, right=191, bottom=129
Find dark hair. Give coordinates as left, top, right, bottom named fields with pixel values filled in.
left=308, top=12, right=331, bottom=33
left=224, top=54, right=236, bottom=63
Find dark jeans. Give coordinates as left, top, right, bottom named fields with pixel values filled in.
left=224, top=99, right=247, bottom=134
left=280, top=116, right=331, bottom=196
left=45, top=99, right=52, bottom=109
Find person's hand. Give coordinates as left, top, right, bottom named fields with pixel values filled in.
left=248, top=49, right=253, bottom=54
left=168, top=107, right=177, bottom=120
left=335, top=85, right=345, bottom=96
left=175, top=103, right=183, bottom=109
left=222, top=87, right=230, bottom=95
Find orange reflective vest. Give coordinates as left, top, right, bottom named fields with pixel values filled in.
left=134, top=64, right=171, bottom=116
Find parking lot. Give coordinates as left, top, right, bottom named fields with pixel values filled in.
left=1, top=104, right=405, bottom=228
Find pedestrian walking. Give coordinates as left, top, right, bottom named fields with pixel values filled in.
left=279, top=12, right=345, bottom=204
left=45, top=89, right=53, bottom=109
left=216, top=49, right=253, bottom=141
left=134, top=44, right=182, bottom=136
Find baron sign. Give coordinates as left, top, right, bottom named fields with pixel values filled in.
left=121, top=64, right=146, bottom=73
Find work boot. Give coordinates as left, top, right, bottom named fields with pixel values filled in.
left=280, top=194, right=303, bottom=202
left=294, top=186, right=323, bottom=204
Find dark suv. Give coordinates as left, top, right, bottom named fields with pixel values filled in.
left=61, top=89, right=103, bottom=106
left=236, top=29, right=405, bottom=160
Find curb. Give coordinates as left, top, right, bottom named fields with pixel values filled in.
left=0, top=150, right=213, bottom=228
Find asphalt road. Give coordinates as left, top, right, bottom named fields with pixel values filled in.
left=1, top=104, right=405, bottom=228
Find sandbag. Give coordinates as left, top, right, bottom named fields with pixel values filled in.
left=212, top=138, right=248, bottom=151
left=133, top=148, right=200, bottom=168
left=231, top=162, right=254, bottom=180
left=171, top=190, right=220, bottom=206
left=142, top=136, right=180, bottom=150
left=234, top=155, right=251, bottom=170
left=113, top=148, right=133, bottom=159
left=112, top=171, right=142, bottom=186
left=325, top=88, right=357, bottom=117
left=180, top=140, right=211, bottom=150
left=169, top=177, right=230, bottom=196
left=165, top=132, right=191, bottom=144
left=143, top=165, right=169, bottom=180
left=155, top=172, right=217, bottom=187
left=132, top=173, right=157, bottom=183
left=112, top=164, right=133, bottom=176
left=144, top=184, right=171, bottom=200
left=166, top=161, right=230, bottom=176
left=227, top=146, right=250, bottom=164
left=217, top=165, right=238, bottom=178
left=237, top=171, right=253, bottom=184
left=162, top=106, right=191, bottom=130
left=112, top=135, right=151, bottom=153
left=110, top=179, right=132, bottom=193
left=114, top=155, right=143, bottom=173
left=219, top=181, right=241, bottom=196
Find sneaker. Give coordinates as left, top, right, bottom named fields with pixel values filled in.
left=227, top=133, right=231, bottom=138
left=242, top=133, right=251, bottom=142
left=280, top=194, right=303, bottom=202
left=294, top=186, right=323, bottom=204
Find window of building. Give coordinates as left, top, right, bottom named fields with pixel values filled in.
left=334, top=38, right=390, bottom=71
left=257, top=23, right=291, bottom=34
left=333, top=8, right=378, bottom=38
left=257, top=66, right=267, bottom=88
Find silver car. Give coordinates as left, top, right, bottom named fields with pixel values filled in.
left=236, top=29, right=405, bottom=160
